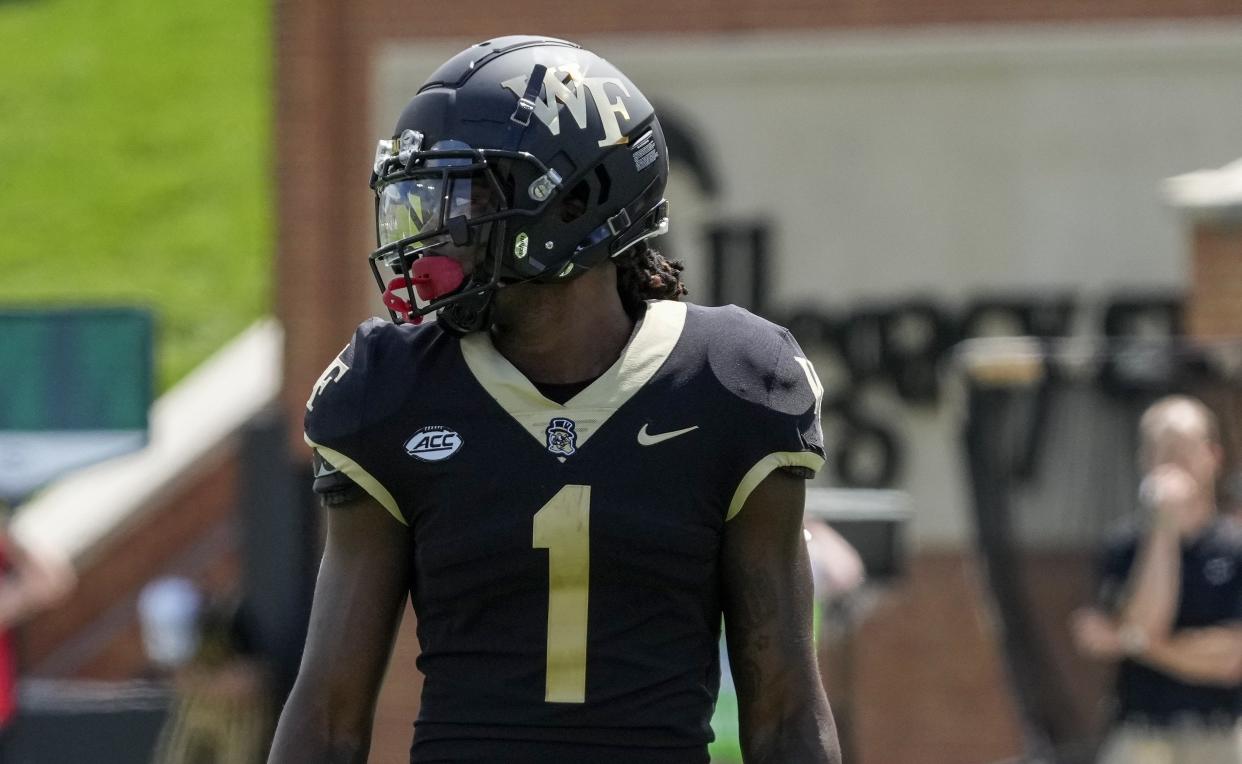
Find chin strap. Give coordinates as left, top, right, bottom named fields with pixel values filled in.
left=436, top=219, right=511, bottom=335
left=506, top=64, right=547, bottom=150
left=436, top=288, right=495, bottom=337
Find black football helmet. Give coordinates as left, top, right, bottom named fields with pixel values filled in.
left=369, top=36, right=670, bottom=335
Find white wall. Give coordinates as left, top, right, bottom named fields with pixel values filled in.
left=375, top=23, right=1242, bottom=545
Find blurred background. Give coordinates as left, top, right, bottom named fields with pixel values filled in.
left=3, top=0, right=1242, bottom=762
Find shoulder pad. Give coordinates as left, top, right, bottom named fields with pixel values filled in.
left=700, top=305, right=824, bottom=417
left=303, top=318, right=418, bottom=445
left=697, top=306, right=828, bottom=519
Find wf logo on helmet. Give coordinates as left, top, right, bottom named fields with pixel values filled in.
left=501, top=62, right=632, bottom=148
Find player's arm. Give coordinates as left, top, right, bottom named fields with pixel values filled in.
left=721, top=468, right=841, bottom=764
left=268, top=492, right=411, bottom=764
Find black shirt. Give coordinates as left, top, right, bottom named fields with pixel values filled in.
left=1097, top=516, right=1242, bottom=724
left=304, top=300, right=826, bottom=762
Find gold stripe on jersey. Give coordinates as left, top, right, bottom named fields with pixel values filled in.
left=304, top=435, right=405, bottom=525
left=460, top=299, right=687, bottom=453
left=726, top=451, right=826, bottom=522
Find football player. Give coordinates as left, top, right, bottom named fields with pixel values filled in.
left=269, top=36, right=840, bottom=764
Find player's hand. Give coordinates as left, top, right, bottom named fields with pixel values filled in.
left=1070, top=608, right=1123, bottom=660
left=1141, top=465, right=1202, bottom=535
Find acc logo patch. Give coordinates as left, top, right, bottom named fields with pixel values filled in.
left=405, top=426, right=463, bottom=462
left=514, top=231, right=529, bottom=259
left=545, top=417, right=578, bottom=457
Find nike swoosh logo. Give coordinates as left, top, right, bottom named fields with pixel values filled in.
left=637, top=424, right=700, bottom=446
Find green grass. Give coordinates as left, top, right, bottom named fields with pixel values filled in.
left=709, top=685, right=743, bottom=763
left=0, top=0, right=271, bottom=390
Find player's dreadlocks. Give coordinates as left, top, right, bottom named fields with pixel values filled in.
left=614, top=240, right=688, bottom=318
left=552, top=186, right=686, bottom=317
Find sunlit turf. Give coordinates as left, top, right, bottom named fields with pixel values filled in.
left=0, top=0, right=271, bottom=389
left=709, top=686, right=743, bottom=763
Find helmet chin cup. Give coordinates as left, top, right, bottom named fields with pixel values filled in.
left=410, top=256, right=466, bottom=301
left=436, top=289, right=494, bottom=337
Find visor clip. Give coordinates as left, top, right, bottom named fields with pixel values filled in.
left=373, top=139, right=398, bottom=177
left=607, top=209, right=631, bottom=236
left=528, top=169, right=562, bottom=202
left=397, top=129, right=424, bottom=167
left=510, top=64, right=547, bottom=127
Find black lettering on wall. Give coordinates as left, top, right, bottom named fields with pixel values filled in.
left=881, top=301, right=958, bottom=405
left=706, top=222, right=772, bottom=315
left=959, top=295, right=1078, bottom=339
left=832, top=405, right=903, bottom=489
left=774, top=293, right=1184, bottom=489
left=1098, top=295, right=1187, bottom=397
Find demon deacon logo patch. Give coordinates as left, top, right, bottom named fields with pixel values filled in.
left=545, top=417, right=578, bottom=457
left=405, top=426, right=464, bottom=462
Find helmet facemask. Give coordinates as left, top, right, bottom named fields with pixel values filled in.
left=370, top=128, right=670, bottom=335
left=369, top=132, right=572, bottom=333
left=370, top=135, right=507, bottom=332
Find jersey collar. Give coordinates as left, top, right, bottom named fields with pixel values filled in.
left=459, top=299, right=687, bottom=456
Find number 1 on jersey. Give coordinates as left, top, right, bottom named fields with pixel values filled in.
left=532, top=484, right=591, bottom=703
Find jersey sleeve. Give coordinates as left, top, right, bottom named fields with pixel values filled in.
left=713, top=309, right=826, bottom=521
left=769, top=328, right=827, bottom=471
left=310, top=449, right=365, bottom=506
left=303, top=319, right=404, bottom=523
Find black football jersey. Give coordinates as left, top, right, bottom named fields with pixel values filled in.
left=1097, top=518, right=1242, bottom=723
left=304, top=300, right=825, bottom=762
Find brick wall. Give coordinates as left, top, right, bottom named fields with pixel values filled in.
left=842, top=551, right=1025, bottom=763
left=20, top=448, right=242, bottom=680
left=1188, top=224, right=1242, bottom=338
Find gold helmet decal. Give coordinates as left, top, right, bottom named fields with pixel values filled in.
left=501, top=60, right=632, bottom=148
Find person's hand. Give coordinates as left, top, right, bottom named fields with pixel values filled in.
left=803, top=518, right=864, bottom=601
left=1141, top=464, right=1203, bottom=536
left=1071, top=608, right=1123, bottom=660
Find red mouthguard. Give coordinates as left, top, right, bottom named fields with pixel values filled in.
left=411, top=256, right=466, bottom=300
left=381, top=256, right=466, bottom=324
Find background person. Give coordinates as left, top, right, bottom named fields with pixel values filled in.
left=153, top=594, right=272, bottom=764
left=0, top=523, right=75, bottom=755
left=1072, top=395, right=1242, bottom=764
